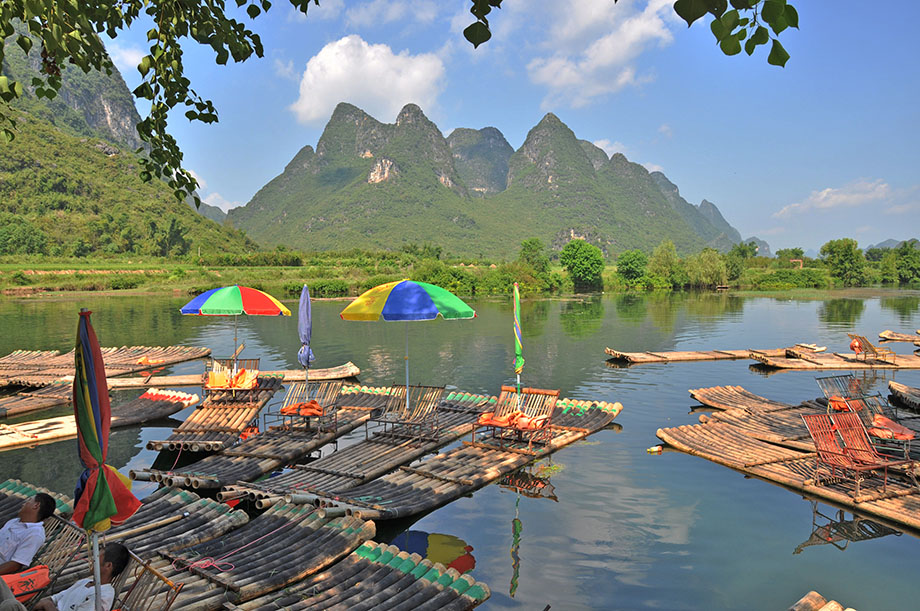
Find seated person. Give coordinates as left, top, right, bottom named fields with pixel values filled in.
left=3, top=542, right=130, bottom=611
left=0, top=494, right=55, bottom=575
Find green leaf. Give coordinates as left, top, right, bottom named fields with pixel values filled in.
left=247, top=4, right=260, bottom=18
left=761, top=0, right=785, bottom=23
left=185, top=110, right=198, bottom=120
left=215, top=48, right=229, bottom=65
left=673, top=0, right=710, bottom=26
left=751, top=25, right=769, bottom=45
left=0, top=76, right=9, bottom=94
left=17, top=35, right=32, bottom=54
left=720, top=34, right=742, bottom=56
left=710, top=18, right=727, bottom=41
left=721, top=9, right=739, bottom=31
left=463, top=22, right=491, bottom=48
left=744, top=36, right=756, bottom=55
left=784, top=4, right=799, bottom=28
left=768, top=38, right=790, bottom=67
left=2, top=128, right=14, bottom=143
left=139, top=55, right=152, bottom=76
left=730, top=0, right=754, bottom=8
left=770, top=14, right=787, bottom=35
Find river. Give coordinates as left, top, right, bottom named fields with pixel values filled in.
left=1, top=289, right=919, bottom=609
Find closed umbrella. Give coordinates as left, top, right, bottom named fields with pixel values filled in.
left=340, top=279, right=475, bottom=409
left=297, top=285, right=315, bottom=382
left=513, top=282, right=524, bottom=398
left=72, top=309, right=141, bottom=610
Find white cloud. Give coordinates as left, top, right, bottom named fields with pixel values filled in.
left=773, top=179, right=891, bottom=219
left=106, top=42, right=145, bottom=74
left=187, top=169, right=207, bottom=191
left=642, top=162, right=664, bottom=173
left=203, top=192, right=241, bottom=213
left=593, top=139, right=625, bottom=157
left=345, top=0, right=437, bottom=28
left=658, top=123, right=672, bottom=137
left=885, top=203, right=919, bottom=215
left=273, top=58, right=297, bottom=81
left=526, top=0, right=676, bottom=107
left=289, top=35, right=445, bottom=124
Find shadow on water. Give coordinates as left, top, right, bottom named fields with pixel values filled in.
left=793, top=499, right=903, bottom=555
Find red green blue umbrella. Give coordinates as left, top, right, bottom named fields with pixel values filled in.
left=391, top=530, right=475, bottom=574
left=180, top=285, right=290, bottom=361
left=340, top=280, right=475, bottom=403
left=73, top=309, right=141, bottom=609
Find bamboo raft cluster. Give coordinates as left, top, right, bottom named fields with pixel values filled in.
left=131, top=403, right=378, bottom=489
left=890, top=381, right=920, bottom=410
left=879, top=329, right=920, bottom=346
left=658, top=384, right=920, bottom=531
left=236, top=540, right=492, bottom=610
left=0, top=389, right=199, bottom=453
left=220, top=390, right=494, bottom=508
left=605, top=346, right=792, bottom=363
left=147, top=377, right=282, bottom=452
left=288, top=399, right=622, bottom=522
left=0, top=345, right=211, bottom=388
left=104, top=362, right=361, bottom=389
left=750, top=349, right=920, bottom=370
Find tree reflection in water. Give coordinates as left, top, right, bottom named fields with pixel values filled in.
left=560, top=295, right=604, bottom=338
left=819, top=298, right=866, bottom=326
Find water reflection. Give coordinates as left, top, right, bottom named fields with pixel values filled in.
left=880, top=296, right=920, bottom=324
left=614, top=294, right=646, bottom=323
left=793, top=500, right=901, bottom=554
left=560, top=296, right=604, bottom=339
left=818, top=298, right=866, bottom=326
left=389, top=530, right=475, bottom=574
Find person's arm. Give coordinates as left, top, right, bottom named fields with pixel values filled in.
left=31, top=597, right=59, bottom=610
left=0, top=559, right=24, bottom=575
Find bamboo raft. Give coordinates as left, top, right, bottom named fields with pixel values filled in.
left=890, top=381, right=920, bottom=411
left=879, top=329, right=920, bottom=345
left=659, top=387, right=920, bottom=533
left=146, top=377, right=283, bottom=452
left=101, top=361, right=361, bottom=389
left=0, top=345, right=211, bottom=388
left=131, top=387, right=388, bottom=489
left=0, top=389, right=199, bottom=452
left=0, top=382, right=72, bottom=418
left=236, top=540, right=491, bottom=610
left=0, top=479, right=73, bottom=521
left=220, top=390, right=494, bottom=507
left=750, top=344, right=920, bottom=369
left=605, top=344, right=824, bottom=364
left=287, top=399, right=623, bottom=521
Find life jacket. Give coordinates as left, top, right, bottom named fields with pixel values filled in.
left=1, top=565, right=51, bottom=603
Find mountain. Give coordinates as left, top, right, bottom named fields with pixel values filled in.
left=866, top=238, right=919, bottom=250
left=745, top=237, right=772, bottom=258
left=229, top=104, right=744, bottom=259
left=0, top=38, right=255, bottom=256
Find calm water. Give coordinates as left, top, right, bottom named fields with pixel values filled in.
left=2, top=289, right=920, bottom=610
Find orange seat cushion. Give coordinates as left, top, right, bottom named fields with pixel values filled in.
left=828, top=396, right=850, bottom=412
left=871, top=414, right=915, bottom=440
left=515, top=415, right=548, bottom=430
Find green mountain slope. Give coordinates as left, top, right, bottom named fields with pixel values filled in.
left=229, top=103, right=743, bottom=259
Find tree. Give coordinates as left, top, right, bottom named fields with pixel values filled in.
left=1, top=0, right=797, bottom=205
left=518, top=238, right=550, bottom=274
left=775, top=247, right=804, bottom=260
left=879, top=250, right=899, bottom=284
left=864, top=247, right=888, bottom=263
left=895, top=241, right=920, bottom=284
left=616, top=249, right=648, bottom=285
left=686, top=248, right=727, bottom=287
left=819, top=238, right=866, bottom=287
left=725, top=240, right=758, bottom=280
left=560, top=239, right=604, bottom=291
left=647, top=239, right=683, bottom=286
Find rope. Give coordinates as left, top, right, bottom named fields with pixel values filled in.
left=175, top=516, right=300, bottom=573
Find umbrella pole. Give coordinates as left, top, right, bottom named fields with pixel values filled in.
left=405, top=321, right=410, bottom=412
left=91, top=531, right=103, bottom=611
left=233, top=315, right=239, bottom=373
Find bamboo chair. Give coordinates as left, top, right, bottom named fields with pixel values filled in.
left=368, top=384, right=445, bottom=441
left=475, top=386, right=560, bottom=451
left=109, top=550, right=183, bottom=611
left=263, top=380, right=344, bottom=433
left=815, top=374, right=865, bottom=400
left=824, top=393, right=913, bottom=457
left=832, top=412, right=918, bottom=489
left=203, top=357, right=261, bottom=397
left=802, top=413, right=914, bottom=498
left=847, top=334, right=897, bottom=364
left=23, top=517, right=86, bottom=608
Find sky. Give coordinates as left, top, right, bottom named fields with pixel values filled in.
left=103, top=1, right=920, bottom=252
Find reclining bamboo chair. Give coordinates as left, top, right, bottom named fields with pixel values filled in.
left=847, top=333, right=897, bottom=364
left=263, top=380, right=344, bottom=433
left=815, top=373, right=865, bottom=401
left=16, top=516, right=86, bottom=607
left=802, top=413, right=916, bottom=498
left=474, top=386, right=560, bottom=451
left=368, top=384, right=445, bottom=441
left=109, top=549, right=183, bottom=611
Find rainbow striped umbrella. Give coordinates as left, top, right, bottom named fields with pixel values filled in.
left=73, top=309, right=141, bottom=609
left=181, top=285, right=290, bottom=361
left=340, top=280, right=474, bottom=399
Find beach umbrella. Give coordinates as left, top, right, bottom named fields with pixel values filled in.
left=72, top=309, right=141, bottom=610
left=340, top=279, right=475, bottom=408
left=297, top=284, right=315, bottom=382
left=180, top=285, right=290, bottom=365
left=512, top=282, right=524, bottom=397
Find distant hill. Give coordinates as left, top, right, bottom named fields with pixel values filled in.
left=745, top=237, right=772, bottom=258
left=229, top=103, right=744, bottom=259
left=0, top=37, right=255, bottom=256
left=865, top=238, right=919, bottom=250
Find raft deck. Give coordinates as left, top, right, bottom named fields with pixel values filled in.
left=605, top=344, right=823, bottom=364
left=0, top=383, right=73, bottom=418
left=750, top=349, right=920, bottom=370
left=0, top=389, right=199, bottom=452
left=100, top=361, right=361, bottom=389
left=146, top=377, right=283, bottom=452
left=131, top=387, right=389, bottom=489
left=658, top=386, right=920, bottom=534
left=890, top=381, right=920, bottom=411
left=879, top=329, right=920, bottom=345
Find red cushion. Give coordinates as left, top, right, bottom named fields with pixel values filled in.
left=515, top=415, right=548, bottom=430
left=871, top=414, right=915, bottom=440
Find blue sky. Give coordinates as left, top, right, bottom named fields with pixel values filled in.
left=104, top=1, right=920, bottom=252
